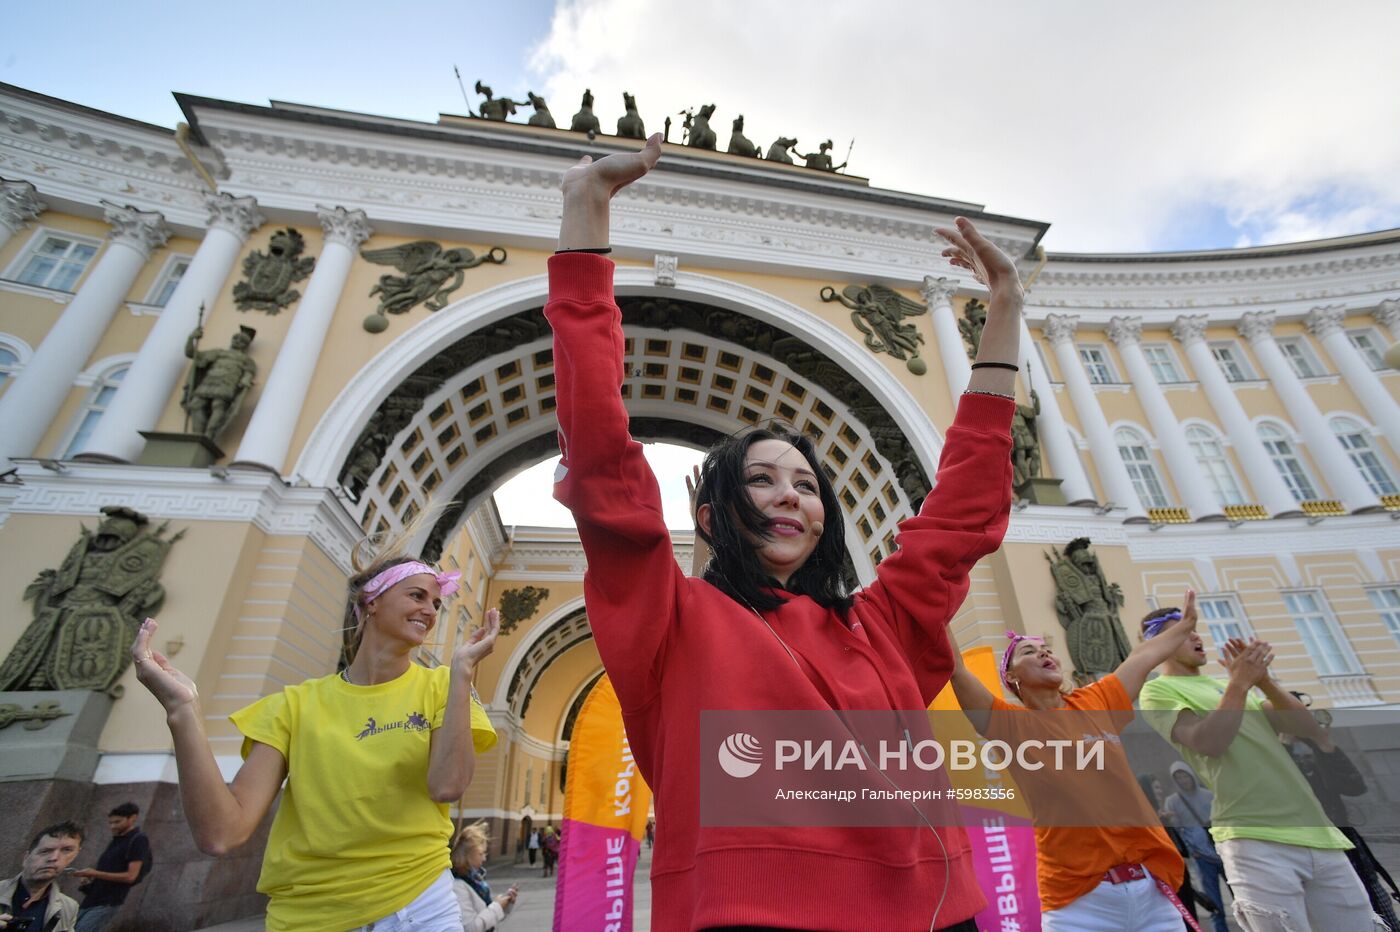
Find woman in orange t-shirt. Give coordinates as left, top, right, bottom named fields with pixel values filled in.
left=948, top=592, right=1202, bottom=931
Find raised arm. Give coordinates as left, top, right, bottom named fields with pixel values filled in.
left=132, top=619, right=286, bottom=856
left=1113, top=590, right=1198, bottom=699
left=685, top=465, right=712, bottom=576
left=1170, top=638, right=1272, bottom=758
left=947, top=629, right=995, bottom=734
left=937, top=218, right=1024, bottom=394
left=427, top=608, right=499, bottom=801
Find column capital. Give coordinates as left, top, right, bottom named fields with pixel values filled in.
left=205, top=192, right=264, bottom=242
left=1106, top=315, right=1143, bottom=347
left=1304, top=304, right=1347, bottom=339
left=1237, top=310, right=1277, bottom=344
left=920, top=275, right=957, bottom=308
left=100, top=201, right=170, bottom=259
left=1374, top=298, right=1400, bottom=332
left=1, top=178, right=46, bottom=233
left=1042, top=313, right=1080, bottom=346
left=1170, top=314, right=1210, bottom=348
left=316, top=205, right=373, bottom=249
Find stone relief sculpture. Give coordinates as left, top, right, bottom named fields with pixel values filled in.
left=765, top=137, right=798, bottom=163
left=474, top=81, right=525, bottom=121
left=796, top=140, right=847, bottom=172
left=526, top=92, right=556, bottom=128
left=686, top=104, right=718, bottom=149
left=233, top=228, right=315, bottom=313
left=570, top=89, right=600, bottom=134
left=181, top=326, right=257, bottom=443
left=1010, top=389, right=1042, bottom=489
left=498, top=586, right=551, bottom=636
left=959, top=298, right=987, bottom=360
left=360, top=241, right=508, bottom=330
left=616, top=92, right=646, bottom=138
left=1046, top=538, right=1131, bottom=682
left=0, top=506, right=182, bottom=693
left=726, top=116, right=759, bottom=157
left=820, top=283, right=929, bottom=374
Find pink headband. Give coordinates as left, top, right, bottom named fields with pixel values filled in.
left=355, top=561, right=461, bottom=620
left=1000, top=630, right=1044, bottom=686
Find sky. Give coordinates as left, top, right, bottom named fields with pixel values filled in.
left=6, top=0, right=1398, bottom=526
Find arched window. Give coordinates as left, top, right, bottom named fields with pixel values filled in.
left=1114, top=427, right=1170, bottom=508
left=60, top=365, right=127, bottom=458
left=1185, top=424, right=1246, bottom=506
left=1331, top=417, right=1398, bottom=496
left=1257, top=422, right=1318, bottom=501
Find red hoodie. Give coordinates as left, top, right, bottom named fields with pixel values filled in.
left=548, top=253, right=1013, bottom=931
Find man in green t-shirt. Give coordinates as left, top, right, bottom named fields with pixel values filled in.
left=1137, top=606, right=1375, bottom=932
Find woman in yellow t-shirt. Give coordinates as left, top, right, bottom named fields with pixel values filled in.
left=130, top=547, right=500, bottom=932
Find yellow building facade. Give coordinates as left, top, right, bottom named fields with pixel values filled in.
left=1, top=82, right=1399, bottom=926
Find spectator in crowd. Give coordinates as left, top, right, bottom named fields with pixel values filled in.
left=540, top=826, right=559, bottom=879
left=1140, top=613, right=1374, bottom=932
left=1, top=822, right=83, bottom=932
left=526, top=828, right=539, bottom=867
left=71, top=802, right=151, bottom=932
left=451, top=822, right=517, bottom=931
left=1159, top=765, right=1230, bottom=932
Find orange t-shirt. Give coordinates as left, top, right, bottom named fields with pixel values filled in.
left=988, top=674, right=1183, bottom=912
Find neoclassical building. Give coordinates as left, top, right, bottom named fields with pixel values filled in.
left=1, top=81, right=1398, bottom=926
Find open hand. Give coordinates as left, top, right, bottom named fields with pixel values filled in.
left=131, top=619, right=198, bottom=714
left=935, top=217, right=1022, bottom=298
left=562, top=133, right=662, bottom=201
left=685, top=465, right=702, bottom=523
left=1221, top=637, right=1273, bottom=688
left=456, top=607, right=501, bottom=672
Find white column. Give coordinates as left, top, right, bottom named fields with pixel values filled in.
left=78, top=193, right=265, bottom=461
left=234, top=205, right=372, bottom=474
left=0, top=179, right=46, bottom=251
left=0, top=202, right=169, bottom=460
left=1171, top=315, right=1299, bottom=516
left=1108, top=315, right=1221, bottom=519
left=1238, top=311, right=1381, bottom=512
left=921, top=275, right=971, bottom=399
left=1307, top=305, right=1400, bottom=454
left=1044, top=314, right=1146, bottom=520
left=1020, top=317, right=1094, bottom=503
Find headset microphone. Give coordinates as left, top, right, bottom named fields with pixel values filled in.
left=811, top=521, right=824, bottom=537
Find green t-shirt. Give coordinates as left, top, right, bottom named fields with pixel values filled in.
left=1139, top=674, right=1350, bottom=850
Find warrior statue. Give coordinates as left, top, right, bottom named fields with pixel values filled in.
left=1011, top=389, right=1043, bottom=489
left=1046, top=538, right=1131, bottom=681
left=795, top=140, right=847, bottom=172
left=959, top=299, right=987, bottom=360
left=526, top=92, right=556, bottom=128
left=475, top=81, right=525, bottom=121
left=0, top=506, right=182, bottom=692
left=182, top=326, right=256, bottom=443
left=686, top=104, right=718, bottom=149
left=765, top=137, right=798, bottom=164
left=570, top=89, right=600, bottom=134
left=726, top=115, right=759, bottom=157
left=616, top=92, right=646, bottom=138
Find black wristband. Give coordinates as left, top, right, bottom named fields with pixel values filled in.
left=970, top=361, right=1019, bottom=372
left=555, top=246, right=613, bottom=255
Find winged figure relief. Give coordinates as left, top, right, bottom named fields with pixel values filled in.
left=361, top=241, right=508, bottom=317
left=820, top=283, right=928, bottom=374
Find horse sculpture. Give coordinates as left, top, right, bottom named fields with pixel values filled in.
left=765, top=137, right=798, bottom=163
left=617, top=92, right=646, bottom=138
left=686, top=103, right=718, bottom=149
left=570, top=88, right=600, bottom=134
left=726, top=115, right=759, bottom=157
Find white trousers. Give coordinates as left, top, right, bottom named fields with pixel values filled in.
left=348, top=869, right=460, bottom=932
left=1218, top=838, right=1381, bottom=932
left=1041, top=875, right=1184, bottom=932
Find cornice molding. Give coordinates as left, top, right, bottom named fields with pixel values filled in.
left=1125, top=512, right=1400, bottom=562
left=0, top=461, right=364, bottom=571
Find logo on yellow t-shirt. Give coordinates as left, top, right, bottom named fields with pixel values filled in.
left=355, top=711, right=431, bottom=740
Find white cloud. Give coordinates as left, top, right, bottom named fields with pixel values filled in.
left=528, top=0, right=1400, bottom=251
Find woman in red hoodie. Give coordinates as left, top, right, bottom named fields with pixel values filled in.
left=548, top=134, right=1022, bottom=931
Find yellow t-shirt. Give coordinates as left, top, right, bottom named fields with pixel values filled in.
left=230, top=664, right=497, bottom=931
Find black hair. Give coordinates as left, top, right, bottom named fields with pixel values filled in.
left=1140, top=605, right=1179, bottom=632
left=694, top=422, right=852, bottom=615
left=109, top=802, right=139, bottom=818
left=1135, top=773, right=1161, bottom=807
left=29, top=821, right=83, bottom=853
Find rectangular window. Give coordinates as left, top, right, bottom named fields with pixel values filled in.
left=1283, top=591, right=1359, bottom=676
left=1198, top=596, right=1250, bottom=649
left=1209, top=341, right=1253, bottom=382
left=148, top=256, right=191, bottom=307
left=1078, top=345, right=1116, bottom=384
left=1347, top=329, right=1386, bottom=370
left=1277, top=338, right=1323, bottom=379
left=12, top=232, right=100, bottom=292
left=1368, top=587, right=1400, bottom=647
left=1142, top=344, right=1184, bottom=383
